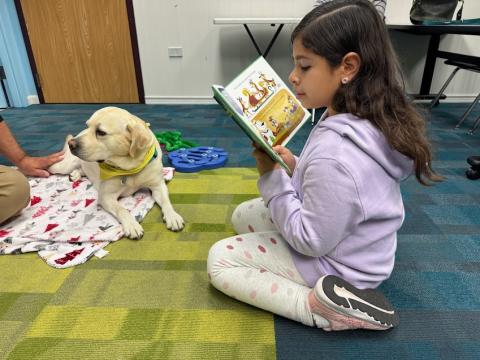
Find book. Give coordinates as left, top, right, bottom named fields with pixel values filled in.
left=212, top=56, right=311, bottom=175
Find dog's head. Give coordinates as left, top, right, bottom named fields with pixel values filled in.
left=69, top=107, right=153, bottom=168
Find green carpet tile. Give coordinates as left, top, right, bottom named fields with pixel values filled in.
left=0, top=168, right=276, bottom=360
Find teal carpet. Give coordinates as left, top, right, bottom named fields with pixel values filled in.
left=1, top=103, right=479, bottom=359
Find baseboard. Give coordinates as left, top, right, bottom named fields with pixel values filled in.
left=438, top=95, right=478, bottom=103
left=414, top=94, right=478, bottom=104
left=19, top=94, right=478, bottom=106
left=147, top=94, right=477, bottom=105
left=27, top=95, right=39, bottom=105
left=145, top=96, right=216, bottom=105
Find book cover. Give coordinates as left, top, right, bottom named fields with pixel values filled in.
left=212, top=56, right=311, bottom=175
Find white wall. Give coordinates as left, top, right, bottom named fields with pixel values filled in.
left=133, top=0, right=480, bottom=104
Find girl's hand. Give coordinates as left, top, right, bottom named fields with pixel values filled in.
left=272, top=145, right=296, bottom=173
left=252, top=143, right=278, bottom=176
left=252, top=143, right=295, bottom=176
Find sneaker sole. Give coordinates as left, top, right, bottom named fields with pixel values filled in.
left=315, top=275, right=399, bottom=328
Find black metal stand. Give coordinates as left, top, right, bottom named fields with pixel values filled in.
left=243, top=23, right=285, bottom=58
left=0, top=66, right=11, bottom=108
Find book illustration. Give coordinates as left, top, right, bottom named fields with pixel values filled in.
left=252, top=119, right=276, bottom=145
left=259, top=72, right=277, bottom=90
left=230, top=69, right=280, bottom=118
left=251, top=89, right=305, bottom=146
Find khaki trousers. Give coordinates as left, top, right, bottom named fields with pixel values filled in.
left=0, top=165, right=30, bottom=224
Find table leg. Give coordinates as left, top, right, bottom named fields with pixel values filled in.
left=244, top=24, right=262, bottom=56
left=263, top=24, right=284, bottom=58
left=243, top=23, right=285, bottom=58
left=420, top=34, right=440, bottom=95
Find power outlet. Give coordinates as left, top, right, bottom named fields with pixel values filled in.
left=168, top=46, right=183, bottom=57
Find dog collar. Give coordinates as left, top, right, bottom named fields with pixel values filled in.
left=99, top=145, right=158, bottom=181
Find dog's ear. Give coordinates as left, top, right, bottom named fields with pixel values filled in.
left=127, top=121, right=151, bottom=158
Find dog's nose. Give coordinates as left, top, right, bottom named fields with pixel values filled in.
left=68, top=138, right=77, bottom=151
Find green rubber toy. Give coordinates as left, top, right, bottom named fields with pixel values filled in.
left=155, top=131, right=198, bottom=152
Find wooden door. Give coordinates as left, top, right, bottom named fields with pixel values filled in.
left=17, top=0, right=142, bottom=103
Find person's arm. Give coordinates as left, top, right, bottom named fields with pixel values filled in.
left=0, top=116, right=28, bottom=165
left=313, top=0, right=330, bottom=7
left=373, top=0, right=386, bottom=19
left=0, top=115, right=64, bottom=177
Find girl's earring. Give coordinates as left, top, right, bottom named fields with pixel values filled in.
left=341, top=77, right=349, bottom=85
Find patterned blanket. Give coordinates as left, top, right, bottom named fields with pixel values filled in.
left=0, top=168, right=174, bottom=268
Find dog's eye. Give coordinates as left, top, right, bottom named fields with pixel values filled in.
left=96, top=129, right=107, bottom=137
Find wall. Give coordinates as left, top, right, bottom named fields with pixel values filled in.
left=133, top=0, right=312, bottom=104
left=0, top=0, right=38, bottom=107
left=1, top=0, right=479, bottom=106
left=133, top=0, right=480, bottom=104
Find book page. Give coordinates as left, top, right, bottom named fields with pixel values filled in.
left=212, top=84, right=292, bottom=175
left=224, top=57, right=307, bottom=146
left=215, top=86, right=244, bottom=116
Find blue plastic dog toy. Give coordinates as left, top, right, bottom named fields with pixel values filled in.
left=168, top=146, right=228, bottom=172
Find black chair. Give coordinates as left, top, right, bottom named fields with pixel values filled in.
left=466, top=155, right=480, bottom=180
left=430, top=59, right=480, bottom=133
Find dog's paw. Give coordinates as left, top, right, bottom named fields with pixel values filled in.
left=164, top=211, right=184, bottom=231
left=122, top=219, right=144, bottom=239
left=69, top=169, right=83, bottom=182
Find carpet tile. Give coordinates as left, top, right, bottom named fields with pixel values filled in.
left=1, top=103, right=479, bottom=359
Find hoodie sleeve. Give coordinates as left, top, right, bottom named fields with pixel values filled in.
left=258, top=158, right=365, bottom=257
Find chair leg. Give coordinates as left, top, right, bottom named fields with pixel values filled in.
left=456, top=91, right=480, bottom=129
left=430, top=67, right=460, bottom=109
left=468, top=113, right=480, bottom=134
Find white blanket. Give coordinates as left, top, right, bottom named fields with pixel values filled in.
left=0, top=168, right=174, bottom=268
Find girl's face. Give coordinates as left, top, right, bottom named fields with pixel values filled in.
left=289, top=37, right=343, bottom=113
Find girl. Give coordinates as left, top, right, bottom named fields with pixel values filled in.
left=207, top=0, right=441, bottom=331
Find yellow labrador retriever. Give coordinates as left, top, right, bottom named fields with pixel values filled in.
left=49, top=106, right=184, bottom=239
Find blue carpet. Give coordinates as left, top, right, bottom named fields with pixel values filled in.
left=1, top=103, right=479, bottom=359
left=0, top=104, right=316, bottom=168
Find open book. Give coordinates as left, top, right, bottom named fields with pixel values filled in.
left=212, top=56, right=311, bottom=175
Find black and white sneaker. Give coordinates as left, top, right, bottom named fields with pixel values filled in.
left=308, top=275, right=399, bottom=331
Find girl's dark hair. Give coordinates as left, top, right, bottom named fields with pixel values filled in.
left=292, top=0, right=442, bottom=185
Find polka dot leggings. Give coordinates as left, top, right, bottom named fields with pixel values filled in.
left=207, top=197, right=328, bottom=328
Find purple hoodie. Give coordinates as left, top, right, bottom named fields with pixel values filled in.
left=258, top=113, right=413, bottom=289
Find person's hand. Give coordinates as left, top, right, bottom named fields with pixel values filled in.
left=252, top=143, right=278, bottom=176
left=16, top=151, right=65, bottom=178
left=252, top=143, right=295, bottom=176
left=272, top=145, right=296, bottom=173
